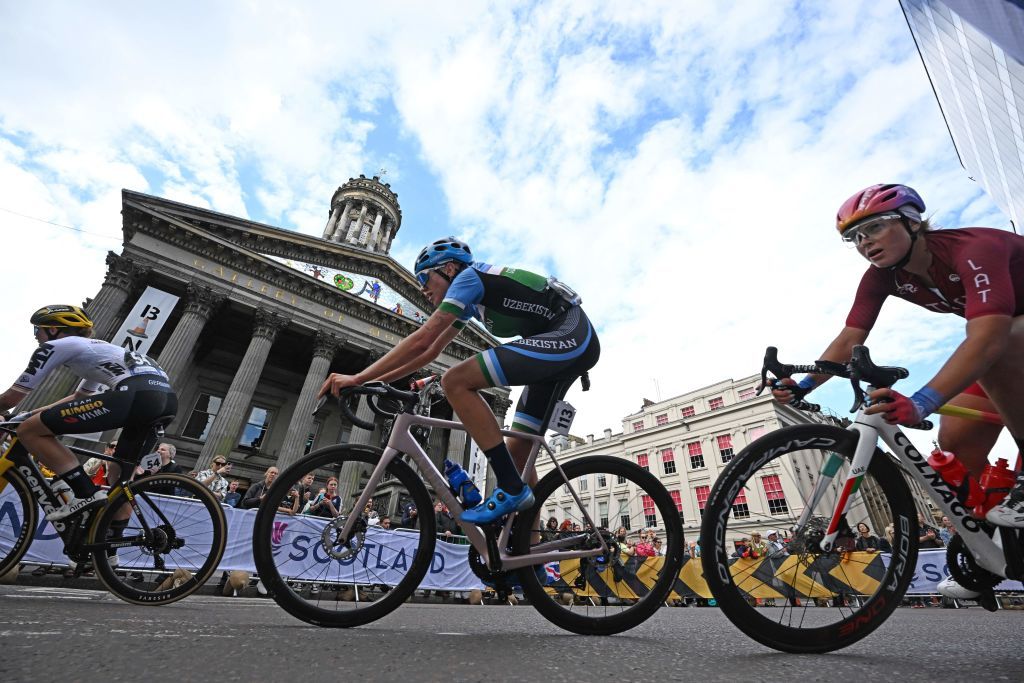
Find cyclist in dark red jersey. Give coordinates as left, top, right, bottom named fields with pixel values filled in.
left=770, top=184, right=1024, bottom=543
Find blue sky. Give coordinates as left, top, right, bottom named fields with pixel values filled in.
left=0, top=1, right=1016, bottom=457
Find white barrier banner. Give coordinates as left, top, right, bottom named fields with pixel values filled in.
left=903, top=548, right=1024, bottom=595
left=0, top=486, right=486, bottom=590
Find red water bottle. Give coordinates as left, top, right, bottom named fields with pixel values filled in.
left=972, top=458, right=1016, bottom=518
left=928, top=445, right=982, bottom=507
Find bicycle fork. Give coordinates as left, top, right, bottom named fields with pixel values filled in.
left=792, top=422, right=878, bottom=553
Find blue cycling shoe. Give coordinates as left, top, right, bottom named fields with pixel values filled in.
left=461, top=486, right=534, bottom=526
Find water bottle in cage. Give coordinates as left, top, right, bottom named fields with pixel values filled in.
left=444, top=458, right=482, bottom=508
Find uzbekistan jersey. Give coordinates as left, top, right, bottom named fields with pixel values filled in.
left=846, top=227, right=1024, bottom=330
left=438, top=263, right=572, bottom=338
left=15, top=336, right=168, bottom=393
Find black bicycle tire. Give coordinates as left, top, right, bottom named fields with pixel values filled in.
left=699, top=424, right=917, bottom=653
left=513, top=455, right=686, bottom=635
left=252, top=444, right=436, bottom=628
left=0, top=468, right=37, bottom=577
left=90, top=473, right=228, bottom=605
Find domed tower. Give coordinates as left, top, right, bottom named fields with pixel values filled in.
left=321, top=174, right=402, bottom=255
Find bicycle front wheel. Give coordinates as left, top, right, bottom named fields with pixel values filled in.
left=90, top=473, right=227, bottom=605
left=0, top=468, right=38, bottom=577
left=700, top=424, right=917, bottom=653
left=251, top=445, right=436, bottom=627
left=512, top=455, right=686, bottom=635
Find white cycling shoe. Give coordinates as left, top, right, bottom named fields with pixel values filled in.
left=46, top=490, right=106, bottom=521
left=937, top=576, right=980, bottom=600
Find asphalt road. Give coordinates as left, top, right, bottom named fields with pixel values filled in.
left=0, top=586, right=1020, bottom=682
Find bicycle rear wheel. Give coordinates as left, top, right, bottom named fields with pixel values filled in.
left=90, top=473, right=227, bottom=605
left=512, top=455, right=686, bottom=635
left=700, top=424, right=917, bottom=653
left=0, top=468, right=38, bottom=577
left=251, top=445, right=436, bottom=627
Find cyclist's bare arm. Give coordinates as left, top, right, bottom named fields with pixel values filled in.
left=319, top=310, right=458, bottom=397
left=375, top=324, right=461, bottom=383
left=0, top=385, right=28, bottom=413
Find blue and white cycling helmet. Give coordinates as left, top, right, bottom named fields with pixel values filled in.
left=414, top=237, right=473, bottom=285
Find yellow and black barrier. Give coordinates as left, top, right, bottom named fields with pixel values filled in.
left=547, top=552, right=885, bottom=601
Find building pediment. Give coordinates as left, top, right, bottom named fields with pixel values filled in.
left=120, top=189, right=499, bottom=351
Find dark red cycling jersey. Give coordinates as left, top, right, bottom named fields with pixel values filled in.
left=846, top=227, right=1024, bottom=331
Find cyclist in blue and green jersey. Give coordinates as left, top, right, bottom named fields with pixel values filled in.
left=319, top=237, right=600, bottom=525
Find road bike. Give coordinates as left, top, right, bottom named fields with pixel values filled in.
left=252, top=375, right=685, bottom=635
left=700, top=345, right=1024, bottom=653
left=0, top=418, right=227, bottom=605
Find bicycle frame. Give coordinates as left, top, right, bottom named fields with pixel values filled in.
left=335, top=411, right=609, bottom=571
left=803, top=406, right=1012, bottom=579
left=0, top=432, right=172, bottom=560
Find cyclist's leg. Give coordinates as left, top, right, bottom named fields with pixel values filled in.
left=937, top=384, right=1002, bottom=478
left=979, top=315, right=1024, bottom=525
left=448, top=307, right=599, bottom=523
left=20, top=388, right=138, bottom=517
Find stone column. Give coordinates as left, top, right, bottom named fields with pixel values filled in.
left=338, top=396, right=377, bottom=502
left=348, top=203, right=368, bottom=245
left=19, top=252, right=149, bottom=411
left=334, top=201, right=353, bottom=243
left=492, top=395, right=513, bottom=429
left=377, top=220, right=394, bottom=253
left=197, top=308, right=289, bottom=469
left=367, top=211, right=384, bottom=252
left=156, top=282, right=226, bottom=388
left=446, top=428, right=469, bottom=469
left=276, top=330, right=340, bottom=470
left=323, top=205, right=341, bottom=240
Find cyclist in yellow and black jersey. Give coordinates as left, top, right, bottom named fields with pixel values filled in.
left=0, top=305, right=177, bottom=521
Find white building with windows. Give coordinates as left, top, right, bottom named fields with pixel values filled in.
left=535, top=374, right=926, bottom=547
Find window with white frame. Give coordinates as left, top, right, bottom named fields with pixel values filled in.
left=661, top=447, right=676, bottom=475
left=687, top=441, right=705, bottom=469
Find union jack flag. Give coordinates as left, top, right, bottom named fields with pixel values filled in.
left=544, top=562, right=560, bottom=584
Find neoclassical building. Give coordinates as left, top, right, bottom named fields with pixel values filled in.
left=25, top=176, right=510, bottom=501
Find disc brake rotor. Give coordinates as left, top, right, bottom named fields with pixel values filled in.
left=320, top=515, right=366, bottom=560
left=946, top=534, right=1001, bottom=591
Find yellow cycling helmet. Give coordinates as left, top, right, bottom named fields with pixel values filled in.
left=30, top=305, right=94, bottom=328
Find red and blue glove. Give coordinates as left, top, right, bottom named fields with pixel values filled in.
left=868, top=387, right=942, bottom=426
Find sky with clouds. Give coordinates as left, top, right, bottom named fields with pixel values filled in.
left=0, top=1, right=1017, bottom=458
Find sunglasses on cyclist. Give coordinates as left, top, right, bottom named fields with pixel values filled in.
left=415, top=268, right=443, bottom=287
left=841, top=213, right=903, bottom=246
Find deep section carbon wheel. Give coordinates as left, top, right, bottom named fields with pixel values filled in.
left=700, top=424, right=917, bottom=653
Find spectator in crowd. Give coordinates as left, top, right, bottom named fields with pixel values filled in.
left=401, top=500, right=419, bottom=529
left=278, top=483, right=300, bottom=515
left=691, top=540, right=701, bottom=558
left=541, top=516, right=559, bottom=543
left=434, top=500, right=458, bottom=541
left=918, top=512, right=944, bottom=549
left=307, top=477, right=341, bottom=517
left=854, top=522, right=882, bottom=552
left=223, top=480, right=241, bottom=508
left=240, top=466, right=279, bottom=510
left=614, top=525, right=634, bottom=556
left=746, top=532, right=768, bottom=559
left=147, top=443, right=184, bottom=496
left=195, top=456, right=231, bottom=501
left=653, top=538, right=664, bottom=557
left=634, top=529, right=656, bottom=558
left=558, top=520, right=574, bottom=537
left=83, top=441, right=116, bottom=487
left=939, top=515, right=955, bottom=545
left=765, top=530, right=786, bottom=558
left=572, top=522, right=582, bottom=533
left=380, top=516, right=392, bottom=530
left=295, top=473, right=316, bottom=511
left=364, top=499, right=380, bottom=526
left=732, top=538, right=750, bottom=559
left=881, top=523, right=895, bottom=552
